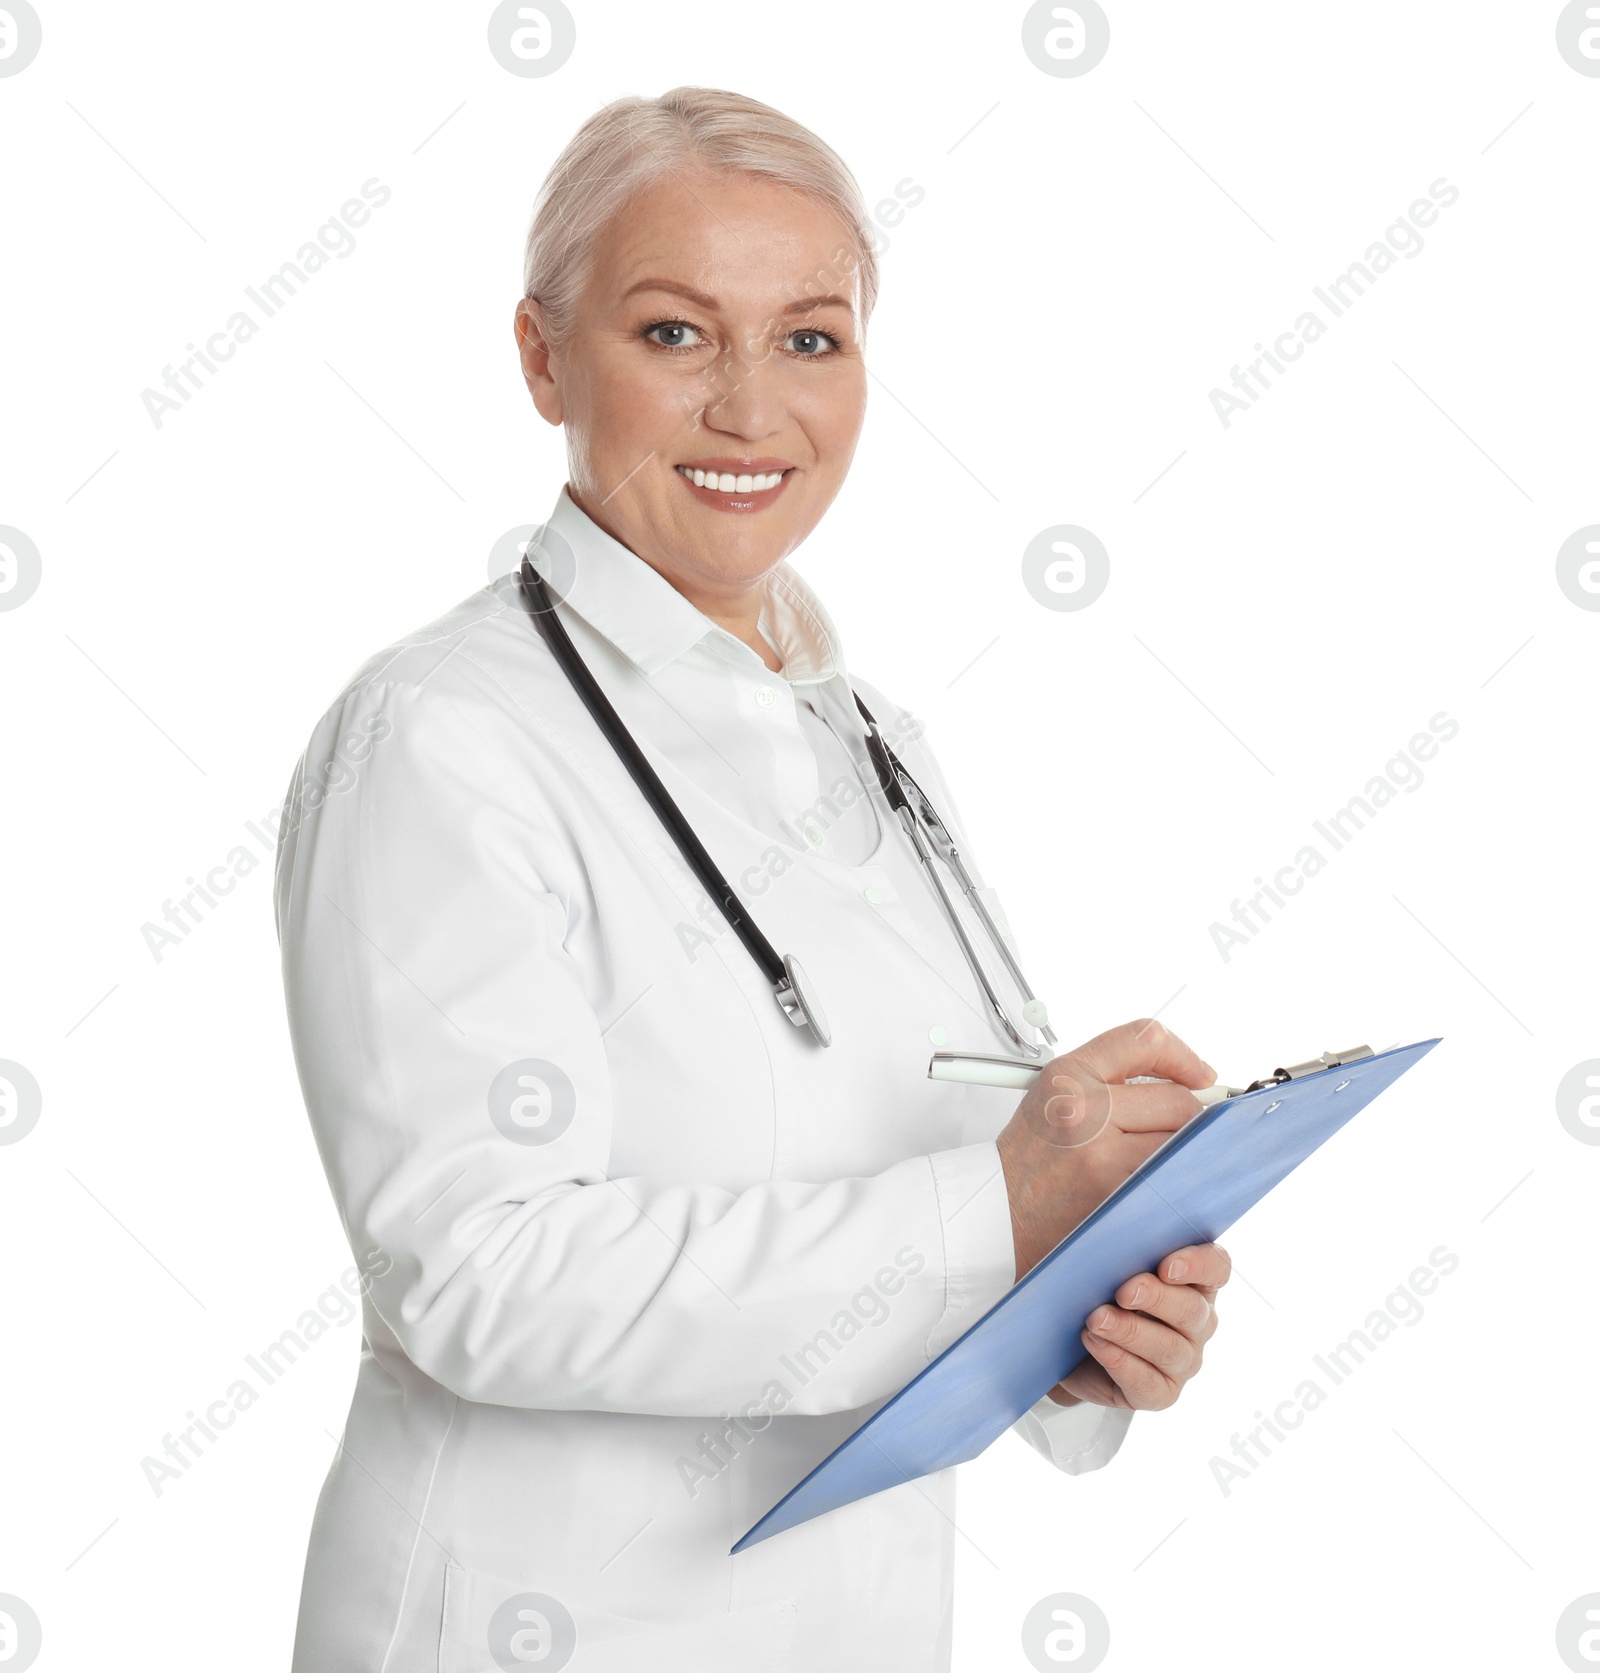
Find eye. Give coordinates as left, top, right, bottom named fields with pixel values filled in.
left=642, top=319, right=707, bottom=352
left=785, top=328, right=843, bottom=357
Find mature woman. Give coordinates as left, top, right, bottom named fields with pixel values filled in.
left=274, top=86, right=1230, bottom=1672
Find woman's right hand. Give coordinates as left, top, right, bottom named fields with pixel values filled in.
left=995, top=1019, right=1216, bottom=1281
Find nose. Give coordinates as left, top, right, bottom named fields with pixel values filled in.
left=695, top=342, right=787, bottom=442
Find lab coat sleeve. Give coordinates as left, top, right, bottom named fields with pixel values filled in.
left=273, top=675, right=1019, bottom=1418
left=1010, top=1398, right=1134, bottom=1473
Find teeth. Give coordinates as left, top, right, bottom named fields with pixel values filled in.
left=677, top=466, right=786, bottom=493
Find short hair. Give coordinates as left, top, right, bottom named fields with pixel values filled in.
left=521, top=85, right=879, bottom=350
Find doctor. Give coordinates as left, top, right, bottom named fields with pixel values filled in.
left=274, top=85, right=1230, bottom=1673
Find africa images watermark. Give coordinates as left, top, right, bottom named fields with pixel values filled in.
left=139, top=177, right=392, bottom=429
left=1209, top=711, right=1459, bottom=962
left=140, top=710, right=391, bottom=962
left=140, top=1247, right=391, bottom=1497
left=1208, top=177, right=1460, bottom=429
left=673, top=1244, right=927, bottom=1497
left=1208, top=1244, right=1459, bottom=1496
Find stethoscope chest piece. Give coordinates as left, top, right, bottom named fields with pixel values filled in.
left=776, top=953, right=831, bottom=1047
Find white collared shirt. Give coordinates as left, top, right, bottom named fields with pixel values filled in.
left=273, top=483, right=1131, bottom=1673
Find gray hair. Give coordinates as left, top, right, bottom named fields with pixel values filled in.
left=521, top=86, right=879, bottom=351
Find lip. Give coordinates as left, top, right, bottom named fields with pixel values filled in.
left=677, top=456, right=794, bottom=473
left=673, top=458, right=796, bottom=514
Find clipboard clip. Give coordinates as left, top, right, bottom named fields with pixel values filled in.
left=1245, top=1044, right=1374, bottom=1094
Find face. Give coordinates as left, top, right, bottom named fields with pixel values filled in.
left=515, top=168, right=868, bottom=607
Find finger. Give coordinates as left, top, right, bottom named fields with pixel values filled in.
left=1079, top=1330, right=1180, bottom=1410
left=1111, top=1274, right=1217, bottom=1342
left=1052, top=1356, right=1127, bottom=1409
left=1032, top=1072, right=1200, bottom=1149
left=1159, top=1244, right=1233, bottom=1297
left=1105, top=1080, right=1209, bottom=1134
left=1073, top=1018, right=1216, bottom=1091
left=1085, top=1305, right=1201, bottom=1380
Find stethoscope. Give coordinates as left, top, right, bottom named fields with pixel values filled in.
left=518, top=552, right=1058, bottom=1063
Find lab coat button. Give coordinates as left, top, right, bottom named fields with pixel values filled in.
left=864, top=885, right=886, bottom=904
left=754, top=685, right=778, bottom=708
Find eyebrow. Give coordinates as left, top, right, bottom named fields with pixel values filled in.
left=620, top=277, right=854, bottom=317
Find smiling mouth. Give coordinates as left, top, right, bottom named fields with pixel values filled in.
left=675, top=464, right=793, bottom=496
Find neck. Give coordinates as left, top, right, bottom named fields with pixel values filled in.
left=648, top=561, right=782, bottom=673
left=703, top=604, right=784, bottom=672
left=565, top=484, right=784, bottom=672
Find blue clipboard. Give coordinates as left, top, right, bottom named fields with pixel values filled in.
left=733, top=1037, right=1440, bottom=1552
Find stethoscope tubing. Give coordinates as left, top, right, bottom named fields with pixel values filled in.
left=517, top=552, right=1049, bottom=1055
left=519, top=554, right=792, bottom=991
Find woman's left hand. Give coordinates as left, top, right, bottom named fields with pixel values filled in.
left=1046, top=1243, right=1231, bottom=1410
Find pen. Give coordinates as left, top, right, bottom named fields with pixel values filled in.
left=927, top=1048, right=1240, bottom=1103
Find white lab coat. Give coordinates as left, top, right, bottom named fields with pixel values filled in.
left=273, top=483, right=1131, bottom=1672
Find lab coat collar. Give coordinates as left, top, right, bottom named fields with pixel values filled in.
left=541, top=482, right=847, bottom=688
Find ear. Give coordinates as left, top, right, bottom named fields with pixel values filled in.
left=514, top=298, right=563, bottom=427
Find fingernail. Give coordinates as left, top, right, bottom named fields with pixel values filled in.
left=1128, top=1284, right=1147, bottom=1306
left=1168, top=1258, right=1187, bottom=1281
left=1093, top=1307, right=1116, bottom=1331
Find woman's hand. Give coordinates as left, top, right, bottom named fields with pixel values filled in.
left=994, top=1018, right=1228, bottom=1412
left=1045, top=1243, right=1231, bottom=1410
left=996, top=1018, right=1217, bottom=1281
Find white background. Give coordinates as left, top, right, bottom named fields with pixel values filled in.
left=1, top=3, right=1595, bottom=1669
